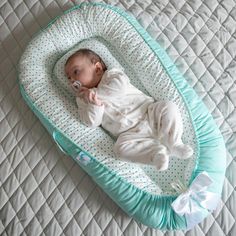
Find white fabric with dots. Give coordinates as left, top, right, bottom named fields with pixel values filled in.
left=19, top=5, right=197, bottom=195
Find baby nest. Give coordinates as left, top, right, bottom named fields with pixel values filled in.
left=18, top=3, right=226, bottom=230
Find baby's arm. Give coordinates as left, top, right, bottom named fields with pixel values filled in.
left=76, top=95, right=104, bottom=128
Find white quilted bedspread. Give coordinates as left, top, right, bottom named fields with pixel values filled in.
left=0, top=0, right=235, bottom=235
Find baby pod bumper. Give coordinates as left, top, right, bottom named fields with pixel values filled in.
left=18, top=3, right=226, bottom=230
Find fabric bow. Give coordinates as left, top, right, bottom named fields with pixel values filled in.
left=171, top=172, right=220, bottom=230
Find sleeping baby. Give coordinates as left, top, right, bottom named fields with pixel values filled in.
left=64, top=48, right=193, bottom=171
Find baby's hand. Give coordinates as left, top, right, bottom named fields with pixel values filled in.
left=92, top=92, right=103, bottom=106
left=77, top=87, right=103, bottom=106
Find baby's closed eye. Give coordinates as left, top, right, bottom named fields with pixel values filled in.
left=74, top=69, right=80, bottom=75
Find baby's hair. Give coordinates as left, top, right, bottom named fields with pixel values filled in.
left=65, top=48, right=107, bottom=71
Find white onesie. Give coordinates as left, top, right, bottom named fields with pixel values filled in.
left=76, top=68, right=193, bottom=170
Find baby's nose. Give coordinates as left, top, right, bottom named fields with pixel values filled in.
left=68, top=77, right=75, bottom=83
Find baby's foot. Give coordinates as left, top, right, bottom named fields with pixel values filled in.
left=151, top=145, right=169, bottom=171
left=171, top=144, right=193, bottom=159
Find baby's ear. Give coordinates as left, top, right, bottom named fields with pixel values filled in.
left=95, top=62, right=103, bottom=73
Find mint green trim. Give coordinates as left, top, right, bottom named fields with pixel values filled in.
left=18, top=2, right=226, bottom=230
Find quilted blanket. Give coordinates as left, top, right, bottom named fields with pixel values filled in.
left=0, top=0, right=235, bottom=235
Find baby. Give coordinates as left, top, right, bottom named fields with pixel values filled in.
left=65, top=48, right=193, bottom=171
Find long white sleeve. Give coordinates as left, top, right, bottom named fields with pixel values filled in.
left=76, top=96, right=105, bottom=128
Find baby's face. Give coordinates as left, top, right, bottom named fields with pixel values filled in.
left=65, top=54, right=103, bottom=89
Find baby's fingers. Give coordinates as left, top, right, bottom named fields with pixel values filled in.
left=88, top=91, right=95, bottom=103
left=93, top=93, right=103, bottom=106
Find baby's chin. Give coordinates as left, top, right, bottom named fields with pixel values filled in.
left=90, top=75, right=103, bottom=88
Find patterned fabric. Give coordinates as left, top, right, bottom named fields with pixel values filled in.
left=0, top=0, right=235, bottom=235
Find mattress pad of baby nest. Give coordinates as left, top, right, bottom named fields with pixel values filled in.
left=18, top=3, right=226, bottom=230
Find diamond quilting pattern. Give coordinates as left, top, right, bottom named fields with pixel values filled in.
left=0, top=0, right=235, bottom=235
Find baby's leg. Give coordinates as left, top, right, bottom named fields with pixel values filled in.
left=150, top=101, right=193, bottom=159
left=113, top=129, right=169, bottom=171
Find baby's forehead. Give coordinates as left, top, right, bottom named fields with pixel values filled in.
left=67, top=53, right=81, bottom=63
left=66, top=53, right=89, bottom=66
left=65, top=53, right=90, bottom=73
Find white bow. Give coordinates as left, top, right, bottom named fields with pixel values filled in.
left=171, top=172, right=220, bottom=230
